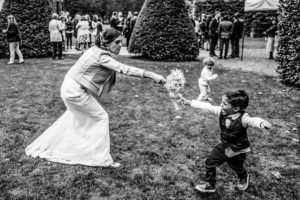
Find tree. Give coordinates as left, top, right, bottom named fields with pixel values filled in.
left=63, top=0, right=145, bottom=18
left=128, top=0, right=199, bottom=61
left=0, top=0, right=52, bottom=58
left=277, top=0, right=300, bottom=87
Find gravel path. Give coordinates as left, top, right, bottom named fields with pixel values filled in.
left=65, top=46, right=278, bottom=77
left=199, top=48, right=278, bottom=77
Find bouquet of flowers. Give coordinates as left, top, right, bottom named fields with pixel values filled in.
left=164, top=69, right=186, bottom=110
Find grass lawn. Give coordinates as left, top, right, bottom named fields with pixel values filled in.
left=0, top=53, right=299, bottom=200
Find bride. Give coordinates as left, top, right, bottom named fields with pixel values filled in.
left=25, top=28, right=166, bottom=167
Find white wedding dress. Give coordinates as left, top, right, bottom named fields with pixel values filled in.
left=25, top=75, right=114, bottom=166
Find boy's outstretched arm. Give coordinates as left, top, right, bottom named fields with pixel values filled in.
left=242, top=114, right=272, bottom=129
left=181, top=97, right=221, bottom=116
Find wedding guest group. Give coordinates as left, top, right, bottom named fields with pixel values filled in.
left=47, top=10, right=139, bottom=54
left=192, top=12, right=245, bottom=59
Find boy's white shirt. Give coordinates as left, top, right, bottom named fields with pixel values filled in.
left=198, top=66, right=216, bottom=86
left=191, top=100, right=268, bottom=157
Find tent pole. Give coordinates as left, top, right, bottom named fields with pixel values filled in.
left=241, top=27, right=245, bottom=61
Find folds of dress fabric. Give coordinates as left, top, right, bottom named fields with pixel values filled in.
left=25, top=75, right=114, bottom=166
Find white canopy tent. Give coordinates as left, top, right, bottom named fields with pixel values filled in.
left=241, top=0, right=279, bottom=61
left=244, top=0, right=279, bottom=12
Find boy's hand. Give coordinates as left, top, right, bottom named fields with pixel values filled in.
left=212, top=74, right=218, bottom=79
left=261, top=121, right=272, bottom=129
left=2, top=30, right=7, bottom=33
left=180, top=96, right=191, bottom=106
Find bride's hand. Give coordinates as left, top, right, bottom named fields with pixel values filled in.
left=153, top=74, right=166, bottom=84
left=146, top=72, right=166, bottom=84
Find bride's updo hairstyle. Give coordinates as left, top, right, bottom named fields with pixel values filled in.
left=95, top=28, right=121, bottom=50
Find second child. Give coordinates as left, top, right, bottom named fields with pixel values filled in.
left=197, top=57, right=218, bottom=101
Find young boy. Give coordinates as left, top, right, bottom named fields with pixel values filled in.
left=197, top=57, right=218, bottom=101
left=180, top=90, right=272, bottom=192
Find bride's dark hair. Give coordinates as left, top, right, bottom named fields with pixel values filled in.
left=95, top=28, right=121, bottom=50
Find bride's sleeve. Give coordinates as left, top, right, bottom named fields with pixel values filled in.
left=99, top=54, right=145, bottom=78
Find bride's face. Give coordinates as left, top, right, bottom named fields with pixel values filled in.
left=109, top=36, right=122, bottom=55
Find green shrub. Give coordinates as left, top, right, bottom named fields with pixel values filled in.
left=0, top=0, right=52, bottom=58
left=128, top=0, right=199, bottom=61
left=277, top=0, right=300, bottom=87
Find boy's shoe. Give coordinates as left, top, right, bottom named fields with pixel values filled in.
left=237, top=174, right=249, bottom=191
left=108, top=162, right=121, bottom=168
left=7, top=61, right=14, bottom=65
left=18, top=59, right=25, bottom=64
left=195, top=182, right=216, bottom=193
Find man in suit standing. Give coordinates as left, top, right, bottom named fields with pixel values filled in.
left=209, top=11, right=221, bottom=57
left=130, top=11, right=139, bottom=32
left=218, top=15, right=233, bottom=59
left=230, top=13, right=244, bottom=58
left=110, top=12, right=119, bottom=30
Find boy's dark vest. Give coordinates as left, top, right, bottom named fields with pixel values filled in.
left=219, top=112, right=250, bottom=152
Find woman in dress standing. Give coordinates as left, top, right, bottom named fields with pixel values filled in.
left=25, top=28, right=166, bottom=167
left=76, top=15, right=90, bottom=50
left=2, top=15, right=24, bottom=64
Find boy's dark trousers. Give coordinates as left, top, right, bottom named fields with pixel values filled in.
left=66, top=33, right=73, bottom=49
left=205, top=143, right=248, bottom=187
left=219, top=38, right=230, bottom=58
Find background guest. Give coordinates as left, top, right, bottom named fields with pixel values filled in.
left=74, top=14, right=81, bottom=50
left=209, top=11, right=221, bottom=57
left=65, top=16, right=74, bottom=50
left=110, top=12, right=119, bottom=30
left=204, top=14, right=212, bottom=51
left=123, top=11, right=133, bottom=48
left=2, top=15, right=24, bottom=64
left=49, top=13, right=63, bottom=59
left=96, top=17, right=103, bottom=37
left=130, top=11, right=139, bottom=33
left=218, top=15, right=233, bottom=59
left=264, top=19, right=277, bottom=59
left=76, top=15, right=90, bottom=51
left=230, top=13, right=244, bottom=58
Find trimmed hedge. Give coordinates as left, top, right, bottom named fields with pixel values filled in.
left=128, top=0, right=199, bottom=61
left=277, top=0, right=300, bottom=87
left=0, top=0, right=52, bottom=58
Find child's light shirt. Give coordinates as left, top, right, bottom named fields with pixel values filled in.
left=198, top=66, right=216, bottom=86
left=191, top=100, right=267, bottom=128
left=191, top=100, right=269, bottom=157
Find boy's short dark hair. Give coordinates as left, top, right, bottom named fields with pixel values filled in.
left=225, top=90, right=249, bottom=111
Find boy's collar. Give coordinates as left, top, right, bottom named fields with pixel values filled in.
left=226, top=112, right=241, bottom=120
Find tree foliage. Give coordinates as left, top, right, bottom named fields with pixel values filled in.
left=0, top=0, right=52, bottom=58
left=277, top=0, right=300, bottom=87
left=63, top=0, right=145, bottom=19
left=128, top=0, right=199, bottom=61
